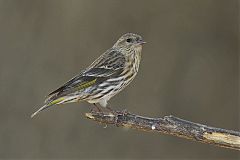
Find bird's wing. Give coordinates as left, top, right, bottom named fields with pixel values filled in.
left=45, top=50, right=125, bottom=104
left=88, top=48, right=126, bottom=70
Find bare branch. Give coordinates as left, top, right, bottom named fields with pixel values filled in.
left=85, top=110, right=240, bottom=151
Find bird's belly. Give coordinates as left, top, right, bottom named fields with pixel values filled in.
left=87, top=78, right=130, bottom=103
left=84, top=65, right=138, bottom=105
left=86, top=80, right=124, bottom=103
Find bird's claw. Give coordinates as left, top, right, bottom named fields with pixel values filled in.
left=120, top=109, right=128, bottom=115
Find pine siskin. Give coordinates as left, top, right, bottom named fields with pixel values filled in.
left=31, top=33, right=145, bottom=118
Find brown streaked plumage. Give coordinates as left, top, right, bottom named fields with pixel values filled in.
left=31, top=33, right=145, bottom=118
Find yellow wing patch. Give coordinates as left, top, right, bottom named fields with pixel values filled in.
left=77, top=78, right=97, bottom=90
left=48, top=79, right=96, bottom=106
left=49, top=97, right=66, bottom=106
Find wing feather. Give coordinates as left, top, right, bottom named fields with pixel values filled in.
left=45, top=50, right=125, bottom=104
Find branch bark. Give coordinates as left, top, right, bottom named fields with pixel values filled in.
left=85, top=110, right=240, bottom=151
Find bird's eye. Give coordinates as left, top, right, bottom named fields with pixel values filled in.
left=126, top=38, right=132, bottom=43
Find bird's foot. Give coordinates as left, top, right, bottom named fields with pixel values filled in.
left=91, top=103, right=102, bottom=113
left=105, top=106, right=120, bottom=125
left=106, top=106, right=118, bottom=115
left=120, top=109, right=128, bottom=116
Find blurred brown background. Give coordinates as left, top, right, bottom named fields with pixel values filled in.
left=0, top=0, right=239, bottom=159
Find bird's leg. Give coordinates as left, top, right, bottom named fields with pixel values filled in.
left=106, top=106, right=114, bottom=113
left=106, top=105, right=119, bottom=115
left=91, top=103, right=102, bottom=113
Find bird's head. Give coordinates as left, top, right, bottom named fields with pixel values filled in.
left=113, top=33, right=146, bottom=52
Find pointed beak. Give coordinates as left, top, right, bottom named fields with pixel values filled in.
left=138, top=40, right=146, bottom=45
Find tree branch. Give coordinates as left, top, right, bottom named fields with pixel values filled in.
left=85, top=110, right=240, bottom=151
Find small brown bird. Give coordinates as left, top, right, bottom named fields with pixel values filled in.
left=31, top=33, right=145, bottom=118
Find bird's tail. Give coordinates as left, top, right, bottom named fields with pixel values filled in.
left=31, top=95, right=80, bottom=118
left=31, top=104, right=53, bottom=118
